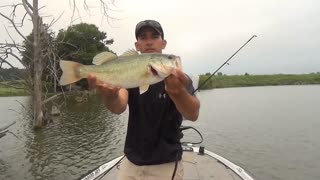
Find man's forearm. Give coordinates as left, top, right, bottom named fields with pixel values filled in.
left=103, top=89, right=128, bottom=114
left=169, top=89, right=200, bottom=121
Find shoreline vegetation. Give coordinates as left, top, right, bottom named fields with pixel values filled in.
left=198, top=73, right=320, bottom=90
left=1, top=73, right=320, bottom=97
left=0, top=81, right=28, bottom=97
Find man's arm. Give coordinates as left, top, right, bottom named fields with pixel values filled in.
left=165, top=70, right=200, bottom=121
left=88, top=75, right=128, bottom=114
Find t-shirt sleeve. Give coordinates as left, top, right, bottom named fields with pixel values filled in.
left=182, top=75, right=199, bottom=120
left=186, top=74, right=199, bottom=96
left=186, top=76, right=194, bottom=94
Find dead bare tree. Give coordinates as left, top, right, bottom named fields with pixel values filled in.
left=0, top=1, right=61, bottom=128
left=0, top=0, right=117, bottom=129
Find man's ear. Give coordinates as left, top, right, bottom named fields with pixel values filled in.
left=135, top=42, right=141, bottom=51
left=162, top=39, right=167, bottom=49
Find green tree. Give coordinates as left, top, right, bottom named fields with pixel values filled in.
left=57, top=23, right=114, bottom=65
left=56, top=23, right=114, bottom=89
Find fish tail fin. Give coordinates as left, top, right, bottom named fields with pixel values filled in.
left=59, top=60, right=83, bottom=86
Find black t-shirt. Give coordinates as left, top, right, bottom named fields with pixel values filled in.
left=124, top=78, right=194, bottom=165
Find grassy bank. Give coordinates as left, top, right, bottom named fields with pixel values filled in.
left=0, top=87, right=27, bottom=97
left=0, top=81, right=28, bottom=97
left=198, top=74, right=320, bottom=89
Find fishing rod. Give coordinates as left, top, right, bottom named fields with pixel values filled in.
left=192, top=35, right=257, bottom=94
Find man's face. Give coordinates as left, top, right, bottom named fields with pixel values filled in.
left=135, top=27, right=167, bottom=53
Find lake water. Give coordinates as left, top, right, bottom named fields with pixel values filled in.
left=1, top=85, right=320, bottom=180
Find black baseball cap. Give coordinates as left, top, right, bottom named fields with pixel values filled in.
left=135, top=20, right=164, bottom=40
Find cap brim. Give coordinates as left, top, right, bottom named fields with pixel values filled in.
left=136, top=25, right=162, bottom=37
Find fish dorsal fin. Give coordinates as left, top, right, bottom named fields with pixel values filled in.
left=139, top=84, right=149, bottom=94
left=92, top=51, right=117, bottom=65
left=120, top=49, right=139, bottom=57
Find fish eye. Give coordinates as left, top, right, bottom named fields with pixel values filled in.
left=168, top=55, right=173, bottom=59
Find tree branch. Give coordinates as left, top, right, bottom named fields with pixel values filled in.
left=42, top=92, right=63, bottom=105
left=68, top=0, right=118, bottom=26
left=0, top=12, right=29, bottom=43
left=0, top=121, right=16, bottom=132
left=21, top=0, right=33, bottom=17
left=0, top=56, right=16, bottom=69
left=0, top=43, right=26, bottom=67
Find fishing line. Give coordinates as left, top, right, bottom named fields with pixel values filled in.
left=192, top=35, right=257, bottom=94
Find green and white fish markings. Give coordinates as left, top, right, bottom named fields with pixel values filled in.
left=59, top=49, right=182, bottom=93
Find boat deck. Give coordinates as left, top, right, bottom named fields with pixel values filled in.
left=83, top=146, right=253, bottom=180
left=183, top=150, right=243, bottom=180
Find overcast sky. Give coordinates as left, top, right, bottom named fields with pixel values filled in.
left=1, top=0, right=319, bottom=75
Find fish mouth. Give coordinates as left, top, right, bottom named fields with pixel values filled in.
left=149, top=63, right=174, bottom=78
left=149, top=65, right=159, bottom=76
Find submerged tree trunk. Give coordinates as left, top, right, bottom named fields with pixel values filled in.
left=32, top=0, right=44, bottom=128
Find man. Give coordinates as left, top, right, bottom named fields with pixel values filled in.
left=88, top=20, right=200, bottom=180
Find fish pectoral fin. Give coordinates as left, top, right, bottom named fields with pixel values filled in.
left=92, top=51, right=118, bottom=65
left=120, top=49, right=139, bottom=57
left=139, top=84, right=149, bottom=94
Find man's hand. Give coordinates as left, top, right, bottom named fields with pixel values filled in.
left=164, top=69, right=200, bottom=121
left=87, top=74, right=128, bottom=114
left=164, top=69, right=189, bottom=96
left=88, top=74, right=120, bottom=98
